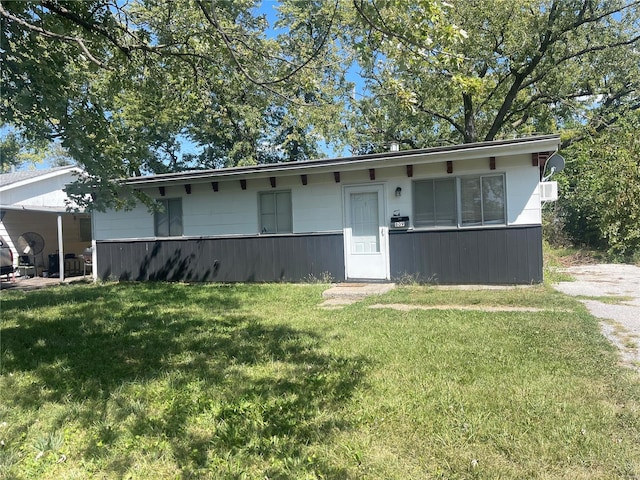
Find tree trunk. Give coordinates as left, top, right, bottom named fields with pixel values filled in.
left=463, top=92, right=477, bottom=143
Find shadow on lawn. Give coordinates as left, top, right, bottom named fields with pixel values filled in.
left=1, top=283, right=368, bottom=478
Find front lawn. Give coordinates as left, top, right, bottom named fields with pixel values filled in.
left=1, top=282, right=639, bottom=479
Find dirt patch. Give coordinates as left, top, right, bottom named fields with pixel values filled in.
left=555, top=250, right=603, bottom=267
left=369, top=303, right=568, bottom=313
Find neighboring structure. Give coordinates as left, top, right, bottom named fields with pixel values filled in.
left=0, top=166, right=92, bottom=280
left=93, top=135, right=561, bottom=284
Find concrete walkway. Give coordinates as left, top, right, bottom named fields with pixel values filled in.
left=0, top=275, right=91, bottom=292
left=321, top=282, right=396, bottom=308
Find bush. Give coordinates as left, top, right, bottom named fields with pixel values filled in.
left=555, top=122, right=640, bottom=260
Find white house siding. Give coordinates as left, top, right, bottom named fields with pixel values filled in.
left=185, top=182, right=258, bottom=236
left=291, top=180, right=342, bottom=233
left=95, top=151, right=542, bottom=241
left=1, top=171, right=80, bottom=209
left=93, top=203, right=153, bottom=240
left=501, top=154, right=542, bottom=225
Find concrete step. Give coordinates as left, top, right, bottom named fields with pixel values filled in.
left=322, top=282, right=396, bottom=299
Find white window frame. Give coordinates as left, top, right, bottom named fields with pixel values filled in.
left=154, top=198, right=183, bottom=237
left=259, top=190, right=292, bottom=234
left=413, top=173, right=506, bottom=229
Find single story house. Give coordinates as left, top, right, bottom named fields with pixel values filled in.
left=93, top=135, right=561, bottom=284
left=0, top=166, right=92, bottom=280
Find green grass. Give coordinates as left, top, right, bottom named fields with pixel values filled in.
left=1, top=282, right=639, bottom=479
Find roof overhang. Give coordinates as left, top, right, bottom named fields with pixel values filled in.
left=124, top=135, right=561, bottom=188
left=0, top=166, right=85, bottom=192
left=0, top=204, right=85, bottom=214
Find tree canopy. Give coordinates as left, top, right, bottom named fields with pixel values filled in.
left=0, top=130, right=72, bottom=172
left=1, top=0, right=360, bottom=207
left=1, top=0, right=639, bottom=216
left=347, top=0, right=640, bottom=152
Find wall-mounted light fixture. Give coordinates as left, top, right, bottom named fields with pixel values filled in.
left=395, top=187, right=402, bottom=197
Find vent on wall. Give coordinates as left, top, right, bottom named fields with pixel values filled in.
left=539, top=181, right=558, bottom=202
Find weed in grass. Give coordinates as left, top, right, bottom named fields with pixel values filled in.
left=303, top=271, right=335, bottom=284
left=392, top=271, right=425, bottom=286
left=576, top=295, right=636, bottom=305
left=624, top=339, right=638, bottom=349
left=397, top=272, right=440, bottom=286
left=543, top=241, right=576, bottom=283
left=605, top=321, right=640, bottom=351
left=32, top=430, right=64, bottom=461
left=0, top=448, right=19, bottom=476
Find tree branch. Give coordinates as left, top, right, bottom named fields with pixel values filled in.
left=415, top=102, right=465, bottom=138
left=561, top=100, right=640, bottom=149
left=0, top=1, right=112, bottom=69
left=39, top=0, right=133, bottom=57
left=194, top=0, right=339, bottom=87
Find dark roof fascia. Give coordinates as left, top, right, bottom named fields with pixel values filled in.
left=124, top=135, right=561, bottom=188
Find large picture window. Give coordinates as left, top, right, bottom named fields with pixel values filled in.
left=413, top=174, right=505, bottom=228
left=155, top=198, right=183, bottom=237
left=259, top=191, right=292, bottom=233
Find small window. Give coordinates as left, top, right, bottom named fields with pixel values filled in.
left=155, top=198, right=183, bottom=237
left=259, top=191, right=292, bottom=233
left=79, top=217, right=92, bottom=242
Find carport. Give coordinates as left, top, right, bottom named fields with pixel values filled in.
left=0, top=205, right=92, bottom=281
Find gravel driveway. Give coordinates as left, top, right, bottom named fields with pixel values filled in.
left=554, top=264, right=640, bottom=370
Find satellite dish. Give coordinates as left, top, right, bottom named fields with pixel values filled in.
left=543, top=153, right=565, bottom=181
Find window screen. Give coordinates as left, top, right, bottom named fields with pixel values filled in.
left=482, top=175, right=506, bottom=224
left=461, top=174, right=505, bottom=226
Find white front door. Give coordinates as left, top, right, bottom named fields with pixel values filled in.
left=344, top=184, right=389, bottom=280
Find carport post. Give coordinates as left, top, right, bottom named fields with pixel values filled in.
left=57, top=214, right=64, bottom=282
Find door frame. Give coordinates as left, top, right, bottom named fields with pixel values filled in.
left=342, top=183, right=390, bottom=280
